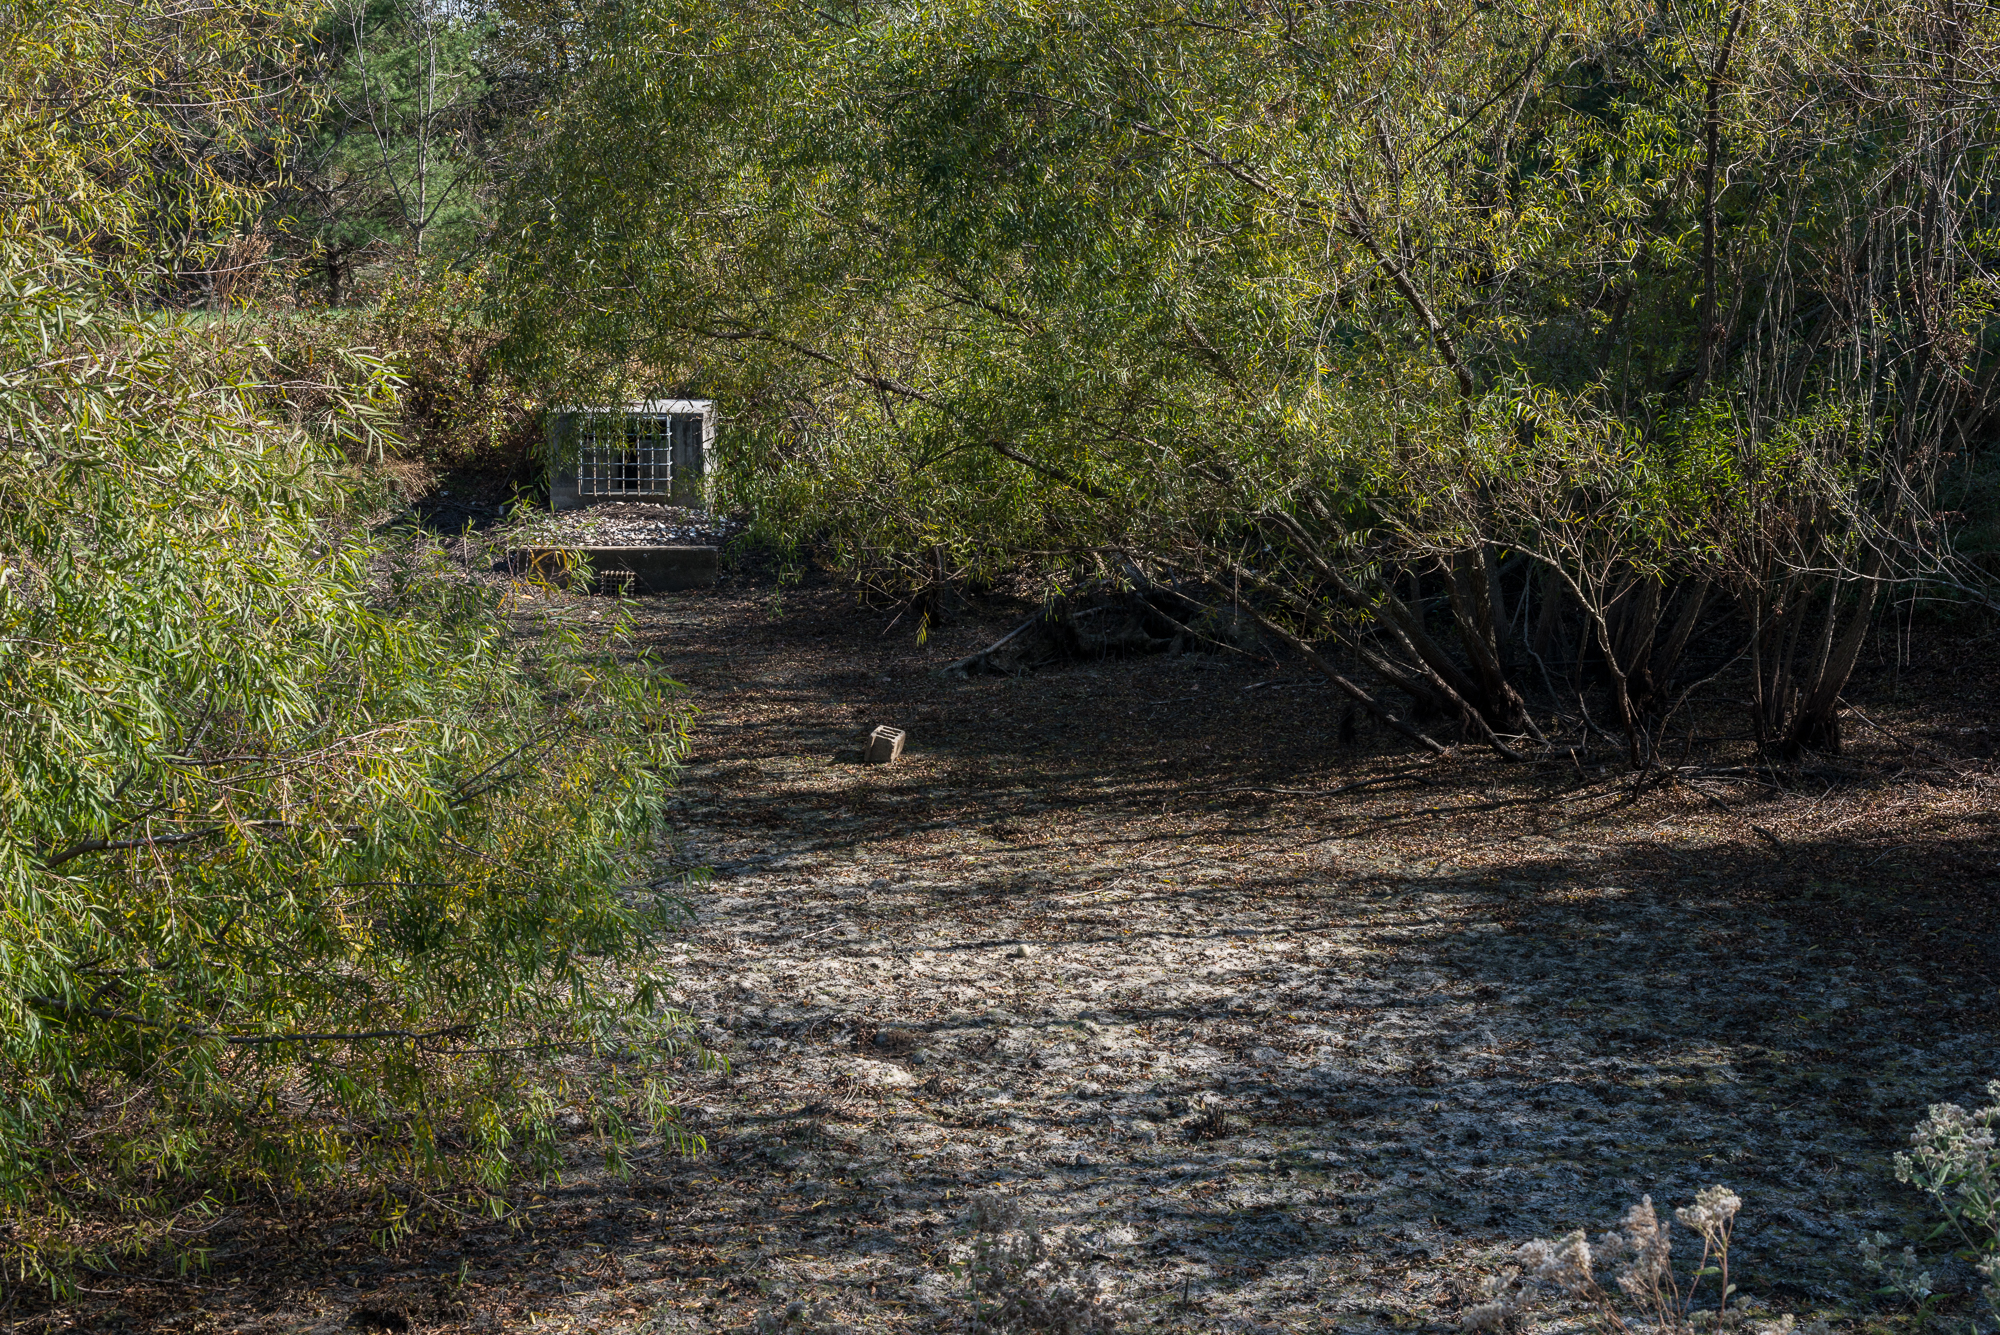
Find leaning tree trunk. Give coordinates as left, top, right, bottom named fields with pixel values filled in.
left=1254, top=508, right=1532, bottom=748
left=1446, top=547, right=1535, bottom=736
left=1781, top=552, right=1885, bottom=756
left=1651, top=578, right=1710, bottom=697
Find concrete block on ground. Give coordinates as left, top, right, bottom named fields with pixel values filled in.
left=865, top=726, right=906, bottom=764
left=848, top=1058, right=917, bottom=1089
left=508, top=545, right=718, bottom=593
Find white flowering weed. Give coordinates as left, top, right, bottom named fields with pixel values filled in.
left=1875, top=1080, right=2000, bottom=1328
left=1895, top=1082, right=2000, bottom=1252
left=1859, top=1232, right=1933, bottom=1306
left=1465, top=1185, right=1802, bottom=1335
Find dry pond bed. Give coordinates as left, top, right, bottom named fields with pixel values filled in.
left=43, top=570, right=2000, bottom=1335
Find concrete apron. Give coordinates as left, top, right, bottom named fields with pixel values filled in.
left=508, top=545, right=719, bottom=593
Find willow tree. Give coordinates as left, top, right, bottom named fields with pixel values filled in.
left=500, top=0, right=2000, bottom=760
left=1, top=1, right=698, bottom=1288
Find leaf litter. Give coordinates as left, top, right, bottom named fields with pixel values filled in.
left=35, top=568, right=2000, bottom=1335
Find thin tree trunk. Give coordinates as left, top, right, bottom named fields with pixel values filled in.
left=1195, top=573, right=1446, bottom=755
left=1547, top=564, right=1644, bottom=766
left=1447, top=549, right=1534, bottom=735
left=1783, top=550, right=1886, bottom=755
left=1653, top=578, right=1710, bottom=689
left=1531, top=566, right=1568, bottom=664
left=1691, top=1, right=1749, bottom=402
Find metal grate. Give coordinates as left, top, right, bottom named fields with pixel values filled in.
left=577, top=415, right=672, bottom=497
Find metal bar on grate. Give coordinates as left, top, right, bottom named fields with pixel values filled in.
left=577, top=415, right=672, bottom=496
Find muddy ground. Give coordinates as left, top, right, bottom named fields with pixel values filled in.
left=39, top=558, right=2000, bottom=1335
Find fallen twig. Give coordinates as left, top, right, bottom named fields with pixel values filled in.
left=1189, top=769, right=1438, bottom=800
left=1844, top=702, right=1923, bottom=755
left=1669, top=773, right=1786, bottom=855
left=935, top=610, right=1044, bottom=677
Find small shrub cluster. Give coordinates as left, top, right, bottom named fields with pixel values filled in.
left=1469, top=1083, right=2000, bottom=1335
left=1181, top=1102, right=1235, bottom=1142
left=1465, top=1186, right=1808, bottom=1335
left=214, top=268, right=539, bottom=480
left=750, top=1295, right=855, bottom=1334
left=355, top=268, right=540, bottom=475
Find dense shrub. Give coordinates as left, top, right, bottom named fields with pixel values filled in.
left=354, top=268, right=542, bottom=474
left=0, top=259, right=694, bottom=1286
left=237, top=269, right=541, bottom=479
left=501, top=0, right=2000, bottom=761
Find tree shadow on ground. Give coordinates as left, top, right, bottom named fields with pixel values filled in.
left=33, top=575, right=1997, bottom=1335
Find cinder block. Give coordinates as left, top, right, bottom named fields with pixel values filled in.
left=865, top=726, right=906, bottom=765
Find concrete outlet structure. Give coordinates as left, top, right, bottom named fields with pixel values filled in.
left=546, top=401, right=715, bottom=512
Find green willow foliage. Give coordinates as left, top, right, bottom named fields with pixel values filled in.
left=0, top=263, right=695, bottom=1285
left=0, top=0, right=315, bottom=294
left=0, top=0, right=697, bottom=1288
left=501, top=0, right=2000, bottom=758
left=0, top=258, right=697, bottom=1282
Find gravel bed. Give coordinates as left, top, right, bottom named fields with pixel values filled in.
left=510, top=503, right=745, bottom=548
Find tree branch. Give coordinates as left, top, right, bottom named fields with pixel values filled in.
left=27, top=995, right=475, bottom=1047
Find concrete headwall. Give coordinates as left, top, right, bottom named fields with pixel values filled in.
left=545, top=403, right=715, bottom=511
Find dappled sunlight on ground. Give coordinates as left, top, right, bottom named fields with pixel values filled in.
left=42, top=567, right=1998, bottom=1335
